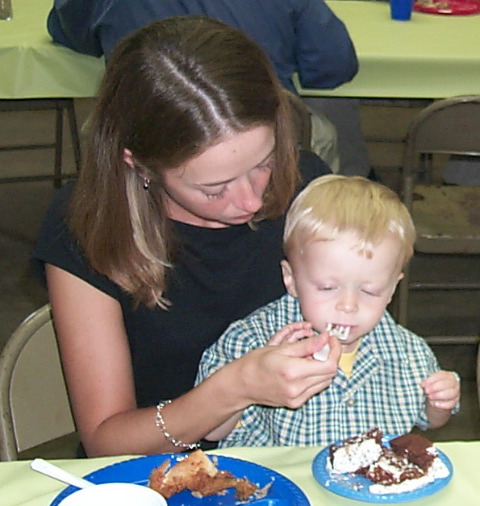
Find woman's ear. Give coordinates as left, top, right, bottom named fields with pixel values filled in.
left=281, top=259, right=298, bottom=297
left=123, top=148, right=134, bottom=168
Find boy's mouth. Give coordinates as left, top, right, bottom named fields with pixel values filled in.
left=326, top=323, right=351, bottom=341
left=313, top=323, right=351, bottom=361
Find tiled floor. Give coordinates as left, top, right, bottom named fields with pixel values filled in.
left=0, top=99, right=478, bottom=460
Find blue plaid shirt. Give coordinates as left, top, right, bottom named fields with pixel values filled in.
left=197, top=293, right=447, bottom=447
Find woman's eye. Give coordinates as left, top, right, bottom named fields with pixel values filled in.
left=205, top=188, right=227, bottom=199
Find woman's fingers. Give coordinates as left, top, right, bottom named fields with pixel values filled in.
left=267, top=321, right=313, bottom=346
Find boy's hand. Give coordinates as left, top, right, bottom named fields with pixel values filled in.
left=267, top=321, right=314, bottom=346
left=422, top=370, right=460, bottom=411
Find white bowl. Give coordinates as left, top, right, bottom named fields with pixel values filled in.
left=59, top=483, right=167, bottom=506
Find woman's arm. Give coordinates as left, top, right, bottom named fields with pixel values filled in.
left=47, top=264, right=340, bottom=456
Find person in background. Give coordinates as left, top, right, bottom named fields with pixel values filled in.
left=46, top=0, right=360, bottom=173
left=32, top=16, right=339, bottom=457
left=197, top=175, right=460, bottom=447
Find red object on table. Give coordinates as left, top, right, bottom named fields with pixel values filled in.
left=414, top=0, right=480, bottom=15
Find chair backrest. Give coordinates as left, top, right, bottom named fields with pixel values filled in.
left=402, top=95, right=480, bottom=209
left=284, top=89, right=312, bottom=150
left=0, top=304, right=76, bottom=461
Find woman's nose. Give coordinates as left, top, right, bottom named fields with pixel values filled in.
left=234, top=177, right=263, bottom=213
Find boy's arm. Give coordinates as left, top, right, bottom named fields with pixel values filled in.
left=422, top=370, right=461, bottom=429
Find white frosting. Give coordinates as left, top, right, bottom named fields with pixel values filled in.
left=330, top=439, right=383, bottom=474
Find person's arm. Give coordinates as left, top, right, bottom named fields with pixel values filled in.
left=47, top=0, right=106, bottom=56
left=203, top=321, right=315, bottom=441
left=198, top=319, right=340, bottom=442
left=48, top=264, right=341, bottom=456
left=295, top=0, right=359, bottom=88
left=422, top=370, right=461, bottom=429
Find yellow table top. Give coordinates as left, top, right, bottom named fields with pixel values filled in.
left=0, top=0, right=104, bottom=99
left=0, top=442, right=478, bottom=505
left=1, top=1, right=479, bottom=100
left=297, top=1, right=480, bottom=98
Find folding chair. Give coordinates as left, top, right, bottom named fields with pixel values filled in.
left=396, top=95, right=480, bottom=330
left=0, top=304, right=76, bottom=461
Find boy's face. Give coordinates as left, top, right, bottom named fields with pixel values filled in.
left=281, top=230, right=404, bottom=352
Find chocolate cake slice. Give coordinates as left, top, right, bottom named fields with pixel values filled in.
left=389, top=433, right=436, bottom=471
left=327, top=429, right=450, bottom=494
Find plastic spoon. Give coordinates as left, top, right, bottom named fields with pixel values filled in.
left=30, top=458, right=94, bottom=489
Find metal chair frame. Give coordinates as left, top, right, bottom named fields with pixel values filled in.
left=0, top=304, right=76, bottom=461
left=397, top=95, right=480, bottom=328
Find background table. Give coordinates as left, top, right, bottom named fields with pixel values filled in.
left=0, top=442, right=478, bottom=505
left=2, top=1, right=478, bottom=101
left=0, top=0, right=103, bottom=183
left=0, top=0, right=103, bottom=99
left=297, top=1, right=480, bottom=99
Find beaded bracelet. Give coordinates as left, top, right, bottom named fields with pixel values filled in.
left=155, top=400, right=200, bottom=450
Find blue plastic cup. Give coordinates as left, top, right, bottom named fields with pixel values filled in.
left=390, top=0, right=414, bottom=20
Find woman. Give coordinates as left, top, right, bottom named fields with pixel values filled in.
left=33, top=16, right=340, bottom=457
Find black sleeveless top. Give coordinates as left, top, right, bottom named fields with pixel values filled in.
left=32, top=150, right=330, bottom=408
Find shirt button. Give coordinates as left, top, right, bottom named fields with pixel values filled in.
left=345, top=398, right=356, bottom=407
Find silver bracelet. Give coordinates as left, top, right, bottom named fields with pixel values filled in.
left=155, top=400, right=200, bottom=450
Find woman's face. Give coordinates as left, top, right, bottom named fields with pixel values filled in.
left=162, top=125, right=275, bottom=228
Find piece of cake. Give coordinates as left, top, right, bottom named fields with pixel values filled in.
left=329, top=428, right=384, bottom=474
left=365, top=448, right=424, bottom=485
left=389, top=433, right=437, bottom=471
left=367, top=433, right=449, bottom=494
left=149, top=449, right=258, bottom=500
left=328, top=429, right=450, bottom=494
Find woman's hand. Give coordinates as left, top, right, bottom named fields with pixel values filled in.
left=234, top=331, right=341, bottom=410
left=267, top=321, right=314, bottom=345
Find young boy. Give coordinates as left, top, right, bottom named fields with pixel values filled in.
left=196, top=175, right=460, bottom=447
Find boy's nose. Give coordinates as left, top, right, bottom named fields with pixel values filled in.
left=336, top=294, right=358, bottom=313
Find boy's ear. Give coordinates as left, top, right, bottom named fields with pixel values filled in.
left=388, top=271, right=404, bottom=303
left=281, top=259, right=298, bottom=297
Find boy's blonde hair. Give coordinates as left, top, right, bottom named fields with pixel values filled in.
left=284, top=175, right=416, bottom=268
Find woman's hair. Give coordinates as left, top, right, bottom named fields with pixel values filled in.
left=284, top=175, right=416, bottom=268
left=68, top=16, right=299, bottom=308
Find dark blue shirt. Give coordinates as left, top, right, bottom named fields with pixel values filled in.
left=47, top=0, right=358, bottom=92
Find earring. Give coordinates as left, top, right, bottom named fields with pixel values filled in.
left=143, top=178, right=151, bottom=191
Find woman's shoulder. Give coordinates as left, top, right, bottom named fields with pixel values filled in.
left=298, top=149, right=332, bottom=189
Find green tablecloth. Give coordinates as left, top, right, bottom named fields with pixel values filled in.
left=0, top=443, right=478, bottom=505
left=0, top=0, right=104, bottom=99
left=298, top=1, right=480, bottom=98
left=1, top=1, right=479, bottom=100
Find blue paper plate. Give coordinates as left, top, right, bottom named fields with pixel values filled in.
left=50, top=454, right=310, bottom=505
left=312, top=435, right=453, bottom=503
